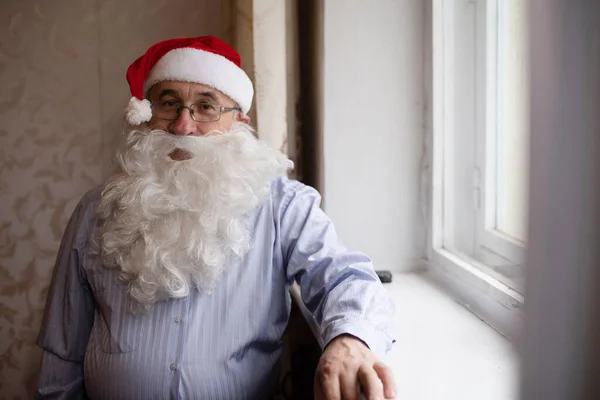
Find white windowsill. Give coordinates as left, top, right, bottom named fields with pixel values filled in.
left=291, top=272, right=520, bottom=399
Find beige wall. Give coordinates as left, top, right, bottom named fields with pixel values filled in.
left=253, top=0, right=294, bottom=156
left=223, top=0, right=295, bottom=161
left=0, top=0, right=224, bottom=396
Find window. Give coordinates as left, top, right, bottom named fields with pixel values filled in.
left=428, top=0, right=528, bottom=339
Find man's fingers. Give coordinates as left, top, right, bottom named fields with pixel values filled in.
left=339, top=374, right=360, bottom=400
left=357, top=364, right=384, bottom=399
left=314, top=377, right=326, bottom=400
left=373, top=362, right=397, bottom=399
left=314, top=366, right=341, bottom=400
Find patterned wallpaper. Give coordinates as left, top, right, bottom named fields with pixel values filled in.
left=0, top=0, right=225, bottom=397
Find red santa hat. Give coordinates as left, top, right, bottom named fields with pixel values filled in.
left=125, top=36, right=253, bottom=125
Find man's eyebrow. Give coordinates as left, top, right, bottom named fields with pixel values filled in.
left=156, top=89, right=218, bottom=102
left=157, top=89, right=179, bottom=98
left=196, top=91, right=218, bottom=102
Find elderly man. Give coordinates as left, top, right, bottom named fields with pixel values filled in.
left=36, top=36, right=396, bottom=399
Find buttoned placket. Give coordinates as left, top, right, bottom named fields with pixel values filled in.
left=171, top=294, right=191, bottom=399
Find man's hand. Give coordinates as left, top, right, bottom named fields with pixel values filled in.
left=314, top=334, right=396, bottom=400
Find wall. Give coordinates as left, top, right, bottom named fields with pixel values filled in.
left=323, top=0, right=425, bottom=273
left=0, top=1, right=224, bottom=397
left=253, top=0, right=292, bottom=155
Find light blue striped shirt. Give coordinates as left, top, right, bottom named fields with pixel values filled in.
left=36, top=177, right=395, bottom=399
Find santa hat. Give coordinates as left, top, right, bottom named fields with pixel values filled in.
left=125, top=36, right=253, bottom=125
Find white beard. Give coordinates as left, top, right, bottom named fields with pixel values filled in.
left=95, top=122, right=292, bottom=307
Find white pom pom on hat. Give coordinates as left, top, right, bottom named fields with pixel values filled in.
left=125, top=98, right=152, bottom=126
left=125, top=36, right=254, bottom=125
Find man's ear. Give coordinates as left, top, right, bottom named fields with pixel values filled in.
left=237, top=113, right=251, bottom=124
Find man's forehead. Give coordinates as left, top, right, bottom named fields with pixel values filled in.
left=150, top=81, right=225, bottom=101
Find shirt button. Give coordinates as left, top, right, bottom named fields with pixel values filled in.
left=170, top=363, right=177, bottom=371
left=174, top=316, right=181, bottom=323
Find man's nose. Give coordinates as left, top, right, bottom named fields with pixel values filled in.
left=169, top=108, right=198, bottom=136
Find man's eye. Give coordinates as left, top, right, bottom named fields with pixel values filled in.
left=199, top=103, right=217, bottom=111
left=162, top=100, right=180, bottom=108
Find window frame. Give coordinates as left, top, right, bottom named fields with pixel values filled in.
left=426, top=0, right=525, bottom=341
left=475, top=0, right=527, bottom=273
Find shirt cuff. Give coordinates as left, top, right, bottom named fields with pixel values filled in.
left=321, top=318, right=396, bottom=360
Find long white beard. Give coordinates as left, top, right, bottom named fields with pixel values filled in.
left=96, top=122, right=292, bottom=307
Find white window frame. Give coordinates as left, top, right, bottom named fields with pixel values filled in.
left=426, top=0, right=525, bottom=341
left=475, top=0, right=527, bottom=274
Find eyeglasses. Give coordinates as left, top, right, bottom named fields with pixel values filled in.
left=151, top=100, right=241, bottom=123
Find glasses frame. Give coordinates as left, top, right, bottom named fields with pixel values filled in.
left=151, top=101, right=241, bottom=123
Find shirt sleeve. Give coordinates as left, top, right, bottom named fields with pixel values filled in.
left=36, top=196, right=96, bottom=399
left=276, top=178, right=396, bottom=359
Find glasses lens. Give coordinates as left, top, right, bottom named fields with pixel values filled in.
left=190, top=102, right=220, bottom=122
left=152, top=100, right=181, bottom=120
